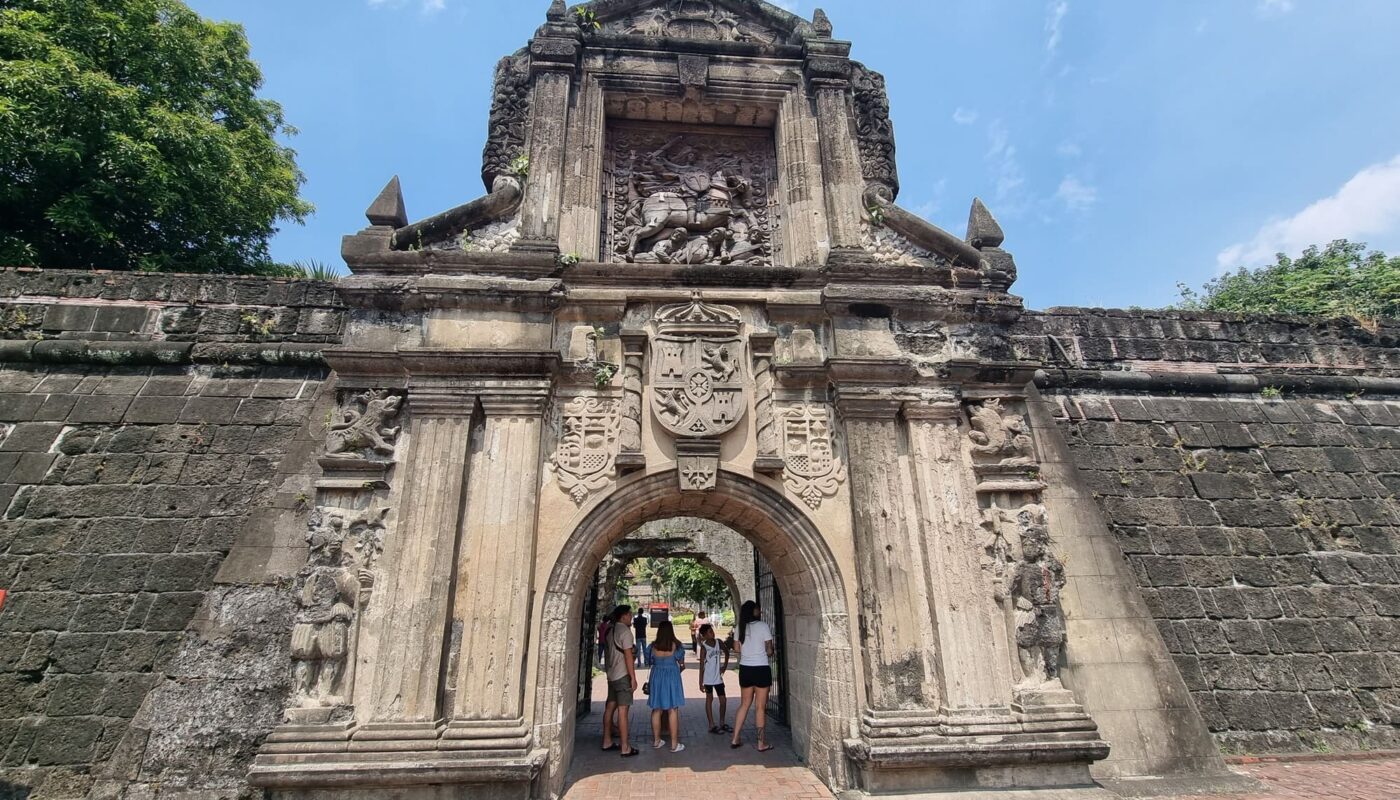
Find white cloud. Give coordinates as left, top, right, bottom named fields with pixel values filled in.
left=1057, top=141, right=1082, bottom=158
left=368, top=0, right=446, bottom=13
left=1256, top=0, right=1295, bottom=17
left=952, top=108, right=979, bottom=126
left=908, top=179, right=949, bottom=225
left=986, top=121, right=1026, bottom=212
left=1217, top=155, right=1400, bottom=269
left=1055, top=175, right=1097, bottom=212
left=1045, top=1, right=1069, bottom=55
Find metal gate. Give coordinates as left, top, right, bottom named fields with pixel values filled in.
left=753, top=550, right=789, bottom=724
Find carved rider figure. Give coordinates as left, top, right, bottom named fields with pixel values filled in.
left=1002, top=508, right=1068, bottom=687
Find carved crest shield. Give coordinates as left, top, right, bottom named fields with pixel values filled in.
left=650, top=298, right=747, bottom=438
left=551, top=397, right=621, bottom=505
left=780, top=404, right=846, bottom=510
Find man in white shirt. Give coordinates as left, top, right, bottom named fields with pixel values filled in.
left=601, top=605, right=640, bottom=757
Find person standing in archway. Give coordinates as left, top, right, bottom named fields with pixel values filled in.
left=602, top=605, right=640, bottom=758
left=697, top=622, right=731, bottom=734
left=633, top=608, right=650, bottom=667
left=729, top=600, right=775, bottom=752
left=647, top=620, right=687, bottom=753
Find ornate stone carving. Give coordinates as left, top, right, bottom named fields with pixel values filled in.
left=325, top=390, right=403, bottom=459
left=480, top=52, right=531, bottom=190
left=291, top=505, right=390, bottom=711
left=994, top=506, right=1068, bottom=688
left=650, top=297, right=747, bottom=438
left=967, top=398, right=1034, bottom=465
left=550, top=397, right=622, bottom=504
left=676, top=438, right=720, bottom=492
left=601, top=0, right=781, bottom=43
left=429, top=210, right=522, bottom=253
left=604, top=123, right=778, bottom=265
left=851, top=62, right=899, bottom=199
left=617, top=331, right=647, bottom=471
left=860, top=219, right=939, bottom=267
left=780, top=404, right=846, bottom=510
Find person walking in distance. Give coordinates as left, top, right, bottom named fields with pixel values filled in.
left=647, top=620, right=687, bottom=753
left=601, top=605, right=640, bottom=757
left=690, top=610, right=707, bottom=651
left=697, top=622, right=731, bottom=734
left=633, top=609, right=650, bottom=667
left=729, top=600, right=775, bottom=752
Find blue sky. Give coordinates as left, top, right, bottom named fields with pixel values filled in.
left=186, top=0, right=1400, bottom=310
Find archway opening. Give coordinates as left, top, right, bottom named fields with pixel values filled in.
left=533, top=471, right=857, bottom=798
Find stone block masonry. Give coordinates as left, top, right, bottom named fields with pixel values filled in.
left=0, top=268, right=343, bottom=799
left=1024, top=309, right=1400, bottom=756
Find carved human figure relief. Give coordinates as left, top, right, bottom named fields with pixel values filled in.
left=603, top=123, right=779, bottom=266
left=649, top=298, right=747, bottom=438
left=291, top=505, right=390, bottom=710
left=550, top=397, right=622, bottom=504
left=967, top=398, right=1035, bottom=464
left=325, top=390, right=403, bottom=459
left=780, top=404, right=847, bottom=510
left=601, top=0, right=781, bottom=43
left=994, top=506, right=1068, bottom=688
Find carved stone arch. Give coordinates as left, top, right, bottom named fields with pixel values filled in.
left=533, top=469, right=858, bottom=796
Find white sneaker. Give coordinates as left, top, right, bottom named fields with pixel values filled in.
left=671, top=743, right=686, bottom=753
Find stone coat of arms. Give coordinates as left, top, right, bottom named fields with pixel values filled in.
left=780, top=404, right=847, bottom=510
left=650, top=298, right=747, bottom=439
left=551, top=397, right=622, bottom=505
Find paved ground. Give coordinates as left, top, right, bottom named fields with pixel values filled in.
left=562, top=665, right=1400, bottom=800
left=564, top=663, right=833, bottom=800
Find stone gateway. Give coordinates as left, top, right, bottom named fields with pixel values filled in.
left=1, top=2, right=1398, bottom=799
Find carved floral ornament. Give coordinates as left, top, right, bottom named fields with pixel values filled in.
left=550, top=396, right=623, bottom=505
left=779, top=404, right=846, bottom=510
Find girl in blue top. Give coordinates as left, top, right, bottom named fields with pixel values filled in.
left=646, top=620, right=687, bottom=753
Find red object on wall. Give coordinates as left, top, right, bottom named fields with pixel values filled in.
left=0, top=589, right=7, bottom=612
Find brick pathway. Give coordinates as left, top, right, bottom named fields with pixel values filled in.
left=563, top=663, right=1400, bottom=800
left=563, top=662, right=835, bottom=800
left=1177, top=755, right=1400, bottom=800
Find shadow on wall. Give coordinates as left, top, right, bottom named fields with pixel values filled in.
left=0, top=781, right=32, bottom=799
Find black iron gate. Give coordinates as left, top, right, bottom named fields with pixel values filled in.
left=577, top=579, right=599, bottom=718
left=753, top=550, right=789, bottom=724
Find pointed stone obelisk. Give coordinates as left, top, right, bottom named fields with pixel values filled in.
left=966, top=197, right=1004, bottom=249
left=365, top=176, right=407, bottom=228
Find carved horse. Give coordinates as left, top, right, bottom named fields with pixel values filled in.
left=624, top=174, right=751, bottom=260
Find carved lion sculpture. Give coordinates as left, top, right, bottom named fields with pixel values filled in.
left=967, top=398, right=1034, bottom=464
left=326, top=390, right=402, bottom=458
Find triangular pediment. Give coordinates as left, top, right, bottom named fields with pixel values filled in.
left=580, top=0, right=813, bottom=45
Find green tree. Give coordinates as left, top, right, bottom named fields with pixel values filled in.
left=1178, top=240, right=1400, bottom=322
left=0, top=0, right=312, bottom=273
left=633, top=557, right=729, bottom=609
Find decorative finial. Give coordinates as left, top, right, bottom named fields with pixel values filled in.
left=365, top=176, right=407, bottom=229
left=547, top=0, right=566, bottom=22
left=966, top=197, right=1004, bottom=249
left=812, top=9, right=833, bottom=37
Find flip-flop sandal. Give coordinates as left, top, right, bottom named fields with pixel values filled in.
left=601, top=744, right=620, bottom=751
left=756, top=744, right=774, bottom=753
left=709, top=726, right=722, bottom=734
left=721, top=724, right=733, bottom=732
left=730, top=740, right=743, bottom=749
left=620, top=749, right=639, bottom=758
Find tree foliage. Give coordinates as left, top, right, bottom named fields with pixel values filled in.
left=1178, top=240, right=1400, bottom=322
left=634, top=557, right=730, bottom=609
left=0, top=0, right=312, bottom=273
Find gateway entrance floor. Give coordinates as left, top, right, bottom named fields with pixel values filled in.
left=563, top=667, right=834, bottom=800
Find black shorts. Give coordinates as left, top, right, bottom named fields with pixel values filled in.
left=703, top=682, right=726, bottom=697
left=738, top=665, right=772, bottom=689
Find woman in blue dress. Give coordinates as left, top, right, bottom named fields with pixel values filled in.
left=647, top=620, right=687, bottom=753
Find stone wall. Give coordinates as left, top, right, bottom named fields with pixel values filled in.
left=1020, top=309, right=1400, bottom=755
left=0, top=269, right=345, bottom=799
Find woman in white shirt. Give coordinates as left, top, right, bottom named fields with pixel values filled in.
left=729, top=600, right=775, bottom=752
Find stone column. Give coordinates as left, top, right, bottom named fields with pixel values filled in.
left=616, top=330, right=646, bottom=472
left=514, top=12, right=580, bottom=254
left=443, top=391, right=549, bottom=746
left=360, top=388, right=475, bottom=729
left=836, top=395, right=943, bottom=716
left=904, top=402, right=1016, bottom=730
left=805, top=43, right=865, bottom=253
left=751, top=332, right=782, bottom=474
